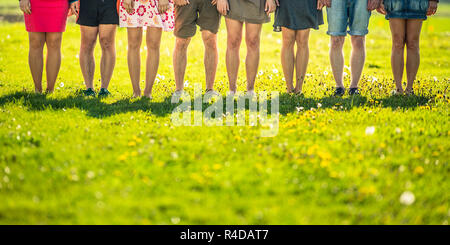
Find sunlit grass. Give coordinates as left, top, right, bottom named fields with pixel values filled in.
left=0, top=6, right=449, bottom=224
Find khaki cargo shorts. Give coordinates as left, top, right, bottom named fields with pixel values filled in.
left=174, top=0, right=221, bottom=38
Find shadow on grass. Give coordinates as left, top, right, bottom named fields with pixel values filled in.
left=0, top=91, right=432, bottom=118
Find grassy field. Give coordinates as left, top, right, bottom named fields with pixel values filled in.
left=0, top=3, right=449, bottom=224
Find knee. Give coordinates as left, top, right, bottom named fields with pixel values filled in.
left=128, top=39, right=141, bottom=51
left=227, top=35, right=242, bottom=50
left=406, top=37, right=420, bottom=51
left=330, top=37, right=345, bottom=49
left=296, top=37, right=309, bottom=49
left=99, top=36, right=114, bottom=50
left=282, top=36, right=295, bottom=49
left=392, top=35, right=406, bottom=50
left=203, top=35, right=217, bottom=50
left=246, top=36, right=260, bottom=51
left=351, top=36, right=365, bottom=50
left=29, top=37, right=44, bottom=50
left=46, top=36, right=62, bottom=50
left=147, top=39, right=160, bottom=51
left=81, top=39, right=97, bottom=52
left=175, top=38, right=190, bottom=51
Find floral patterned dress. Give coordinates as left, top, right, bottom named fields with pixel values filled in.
left=118, top=0, right=175, bottom=31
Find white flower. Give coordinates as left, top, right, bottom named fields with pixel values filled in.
left=272, top=68, right=279, bottom=74
left=60, top=82, right=64, bottom=88
left=76, top=54, right=79, bottom=59
left=395, top=127, right=402, bottom=134
left=433, top=76, right=438, bottom=82
left=343, top=72, right=348, bottom=77
left=372, top=76, right=378, bottom=82
left=258, top=70, right=264, bottom=76
left=323, top=71, right=329, bottom=76
left=296, top=107, right=304, bottom=112
left=184, top=80, right=189, bottom=87
left=344, top=65, right=350, bottom=71
left=317, top=103, right=322, bottom=108
left=365, top=126, right=376, bottom=135
left=399, top=191, right=415, bottom=205
left=171, top=217, right=180, bottom=224
left=276, top=39, right=281, bottom=44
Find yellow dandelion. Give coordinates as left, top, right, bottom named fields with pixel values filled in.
left=414, top=166, right=425, bottom=175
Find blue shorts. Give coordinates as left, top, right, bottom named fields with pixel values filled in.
left=326, top=0, right=372, bottom=36
left=384, top=0, right=429, bottom=20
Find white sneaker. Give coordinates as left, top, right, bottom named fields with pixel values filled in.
left=246, top=90, right=256, bottom=98
left=205, top=89, right=220, bottom=97
left=171, top=90, right=185, bottom=103
left=227, top=90, right=237, bottom=100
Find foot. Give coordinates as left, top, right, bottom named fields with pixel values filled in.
left=98, top=88, right=111, bottom=97
left=392, top=88, right=404, bottom=96
left=295, top=90, right=304, bottom=97
left=83, top=88, right=96, bottom=97
left=246, top=90, right=256, bottom=98
left=143, top=94, right=153, bottom=100
left=348, top=87, right=361, bottom=96
left=334, top=87, right=345, bottom=97
left=205, top=89, right=220, bottom=97
left=204, top=89, right=220, bottom=102
left=171, top=89, right=185, bottom=103
left=405, top=88, right=414, bottom=96
left=133, top=91, right=141, bottom=98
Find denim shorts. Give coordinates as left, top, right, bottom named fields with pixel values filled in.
left=326, top=0, right=371, bottom=36
left=384, top=0, right=429, bottom=20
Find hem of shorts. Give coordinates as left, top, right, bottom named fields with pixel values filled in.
left=348, top=30, right=369, bottom=36
left=225, top=15, right=270, bottom=24
left=119, top=24, right=174, bottom=32
left=327, top=31, right=347, bottom=36
left=273, top=23, right=322, bottom=32
left=173, top=32, right=196, bottom=39
left=386, top=14, right=427, bottom=20
left=77, top=22, right=119, bottom=27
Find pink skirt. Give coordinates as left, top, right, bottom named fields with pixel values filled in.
left=24, top=0, right=69, bottom=32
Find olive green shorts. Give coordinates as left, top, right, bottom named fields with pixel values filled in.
left=226, top=0, right=270, bottom=24
left=174, top=0, right=221, bottom=38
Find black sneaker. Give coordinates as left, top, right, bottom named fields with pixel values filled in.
left=98, top=88, right=111, bottom=97
left=83, top=88, right=96, bottom=97
left=334, top=87, right=345, bottom=97
left=349, top=87, right=361, bottom=96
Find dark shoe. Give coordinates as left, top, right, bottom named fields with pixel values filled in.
left=83, top=88, right=96, bottom=97
left=349, top=87, right=361, bottom=96
left=98, top=88, right=111, bottom=97
left=334, top=87, right=345, bottom=97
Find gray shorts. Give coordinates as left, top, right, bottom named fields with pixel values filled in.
left=226, top=0, right=270, bottom=24
left=174, top=0, right=221, bottom=38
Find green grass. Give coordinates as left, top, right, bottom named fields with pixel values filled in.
left=0, top=6, right=449, bottom=224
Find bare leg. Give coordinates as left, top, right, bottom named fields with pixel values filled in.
left=44, top=32, right=63, bottom=93
left=244, top=23, right=262, bottom=92
left=144, top=27, right=162, bottom=98
left=405, top=19, right=423, bottom=93
left=225, top=18, right=243, bottom=93
left=28, top=32, right=46, bottom=93
left=349, top=35, right=366, bottom=88
left=201, top=30, right=218, bottom=91
left=295, top=29, right=310, bottom=94
left=173, top=37, right=191, bottom=91
left=99, top=24, right=117, bottom=89
left=389, top=18, right=407, bottom=93
left=79, top=26, right=98, bottom=89
left=281, top=27, right=296, bottom=93
left=127, top=27, right=143, bottom=97
left=329, top=36, right=345, bottom=88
